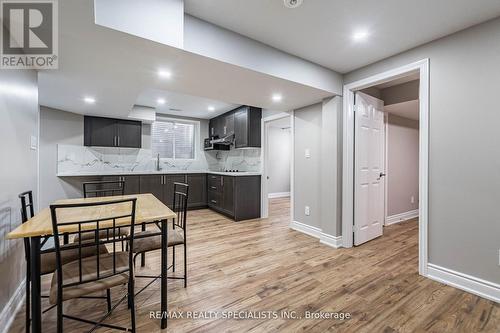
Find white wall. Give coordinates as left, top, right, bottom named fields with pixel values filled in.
left=268, top=122, right=291, bottom=195
left=184, top=15, right=342, bottom=95
left=344, top=17, right=500, bottom=284
left=0, top=70, right=38, bottom=318
left=94, top=0, right=184, bottom=48
left=386, top=114, right=419, bottom=216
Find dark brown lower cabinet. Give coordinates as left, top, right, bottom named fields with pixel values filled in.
left=187, top=174, right=207, bottom=209
left=208, top=175, right=260, bottom=221
left=76, top=173, right=258, bottom=221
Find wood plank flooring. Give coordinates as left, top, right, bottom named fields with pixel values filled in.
left=8, top=197, right=499, bottom=332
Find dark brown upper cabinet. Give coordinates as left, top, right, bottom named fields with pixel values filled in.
left=84, top=116, right=142, bottom=148
left=208, top=106, right=261, bottom=149
left=234, top=106, right=262, bottom=148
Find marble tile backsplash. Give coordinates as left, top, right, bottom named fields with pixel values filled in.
left=57, top=144, right=261, bottom=175
left=206, top=149, right=261, bottom=172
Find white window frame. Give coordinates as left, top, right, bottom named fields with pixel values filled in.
left=152, top=116, right=200, bottom=161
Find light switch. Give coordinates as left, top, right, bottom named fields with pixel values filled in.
left=305, top=148, right=311, bottom=158
left=30, top=135, right=37, bottom=150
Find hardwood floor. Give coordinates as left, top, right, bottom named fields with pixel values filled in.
left=9, top=197, right=499, bottom=332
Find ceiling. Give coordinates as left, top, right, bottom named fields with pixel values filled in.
left=136, top=89, right=239, bottom=119
left=39, top=0, right=333, bottom=120
left=185, top=0, right=500, bottom=73
left=385, top=100, right=419, bottom=121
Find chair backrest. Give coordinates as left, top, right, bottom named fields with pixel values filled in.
left=172, top=182, right=189, bottom=230
left=19, top=190, right=35, bottom=261
left=49, top=198, right=137, bottom=291
left=83, top=180, right=125, bottom=198
left=19, top=190, right=35, bottom=223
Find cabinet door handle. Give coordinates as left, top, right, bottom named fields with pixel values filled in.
left=211, top=200, right=217, bottom=204
left=224, top=126, right=226, bottom=135
left=117, top=136, right=120, bottom=146
left=210, top=186, right=217, bottom=190
left=221, top=177, right=224, bottom=187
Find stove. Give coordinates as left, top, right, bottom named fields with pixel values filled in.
left=223, top=169, right=240, bottom=172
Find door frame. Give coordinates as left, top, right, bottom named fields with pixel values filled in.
left=261, top=112, right=294, bottom=220
left=341, top=59, right=429, bottom=276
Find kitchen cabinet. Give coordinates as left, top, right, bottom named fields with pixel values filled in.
left=209, top=117, right=225, bottom=138
left=208, top=174, right=260, bottom=221
left=139, top=175, right=164, bottom=203
left=84, top=116, right=142, bottom=148
left=75, top=172, right=259, bottom=220
left=223, top=112, right=235, bottom=136
left=187, top=174, right=207, bottom=209
left=164, top=174, right=187, bottom=208
left=234, top=106, right=262, bottom=148
left=102, top=175, right=140, bottom=195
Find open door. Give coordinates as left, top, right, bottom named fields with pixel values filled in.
left=354, top=92, right=386, bottom=245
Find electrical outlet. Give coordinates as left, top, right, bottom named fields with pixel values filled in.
left=305, top=148, right=311, bottom=159
left=305, top=206, right=310, bottom=216
left=30, top=135, right=37, bottom=150
left=411, top=196, right=415, bottom=204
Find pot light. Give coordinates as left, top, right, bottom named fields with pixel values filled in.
left=157, top=69, right=172, bottom=79
left=208, top=106, right=215, bottom=111
left=352, top=30, right=369, bottom=42
left=84, top=96, right=96, bottom=104
left=157, top=98, right=166, bottom=105
left=272, top=94, right=283, bottom=102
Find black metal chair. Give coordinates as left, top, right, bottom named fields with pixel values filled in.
left=19, top=191, right=108, bottom=333
left=132, top=182, right=189, bottom=288
left=79, top=180, right=129, bottom=245
left=49, top=198, right=138, bottom=333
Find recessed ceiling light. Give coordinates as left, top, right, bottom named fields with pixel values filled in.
left=208, top=106, right=215, bottom=111
left=283, top=0, right=303, bottom=9
left=157, top=98, right=166, bottom=105
left=157, top=69, right=172, bottom=79
left=272, top=94, right=283, bottom=102
left=84, top=96, right=96, bottom=104
left=352, top=30, right=369, bottom=42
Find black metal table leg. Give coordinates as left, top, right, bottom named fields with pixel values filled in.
left=30, top=236, right=42, bottom=333
left=160, top=219, right=168, bottom=329
left=141, top=223, right=146, bottom=267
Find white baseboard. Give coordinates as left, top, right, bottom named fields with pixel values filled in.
left=290, top=220, right=322, bottom=238
left=268, top=192, right=290, bottom=199
left=320, top=233, right=343, bottom=248
left=0, top=281, right=25, bottom=333
left=385, top=209, right=419, bottom=225
left=427, top=263, right=500, bottom=303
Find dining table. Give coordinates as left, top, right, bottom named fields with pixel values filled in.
left=7, top=193, right=176, bottom=332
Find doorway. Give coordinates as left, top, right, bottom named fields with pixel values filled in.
left=342, top=59, right=429, bottom=276
left=261, top=113, right=293, bottom=219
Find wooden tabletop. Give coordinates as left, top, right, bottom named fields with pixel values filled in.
left=7, top=193, right=176, bottom=239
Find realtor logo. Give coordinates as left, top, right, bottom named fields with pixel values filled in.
left=1, top=0, right=58, bottom=69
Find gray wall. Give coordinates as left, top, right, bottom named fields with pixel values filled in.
left=387, top=115, right=419, bottom=216
left=344, top=17, right=500, bottom=283
left=294, top=103, right=322, bottom=228
left=268, top=124, right=291, bottom=195
left=0, top=70, right=38, bottom=315
left=293, top=97, right=343, bottom=237
left=320, top=97, right=343, bottom=237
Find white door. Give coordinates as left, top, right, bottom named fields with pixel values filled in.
left=354, top=92, right=385, bottom=246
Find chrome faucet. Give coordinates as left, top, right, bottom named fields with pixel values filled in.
left=156, top=153, right=161, bottom=171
